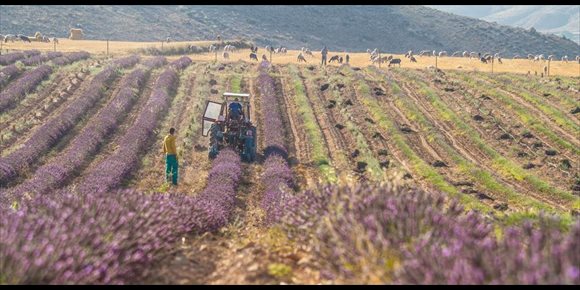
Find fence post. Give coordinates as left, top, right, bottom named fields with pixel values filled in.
left=435, top=55, right=438, bottom=70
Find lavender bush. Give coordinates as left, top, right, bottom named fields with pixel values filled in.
left=281, top=182, right=580, bottom=284
left=20, top=52, right=64, bottom=66
left=0, top=188, right=201, bottom=284
left=169, top=56, right=193, bottom=71
left=50, top=51, right=91, bottom=66
left=0, top=64, right=23, bottom=89
left=0, top=55, right=139, bottom=186
left=0, top=50, right=40, bottom=66
left=141, top=56, right=167, bottom=69
left=0, top=64, right=53, bottom=112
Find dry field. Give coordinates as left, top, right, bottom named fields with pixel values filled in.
left=3, top=38, right=579, bottom=77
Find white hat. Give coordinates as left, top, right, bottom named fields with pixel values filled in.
left=218, top=115, right=225, bottom=122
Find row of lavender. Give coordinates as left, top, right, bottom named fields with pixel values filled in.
left=20, top=52, right=63, bottom=66
left=0, top=55, right=140, bottom=188
left=189, top=148, right=243, bottom=233
left=0, top=52, right=90, bottom=90
left=50, top=51, right=91, bottom=66
left=0, top=64, right=22, bottom=89
left=6, top=65, right=154, bottom=204
left=281, top=182, right=579, bottom=284
left=71, top=57, right=190, bottom=195
left=256, top=61, right=294, bottom=225
left=0, top=57, right=248, bottom=283
left=0, top=64, right=53, bottom=112
left=0, top=50, right=40, bottom=66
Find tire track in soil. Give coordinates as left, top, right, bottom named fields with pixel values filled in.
left=0, top=66, right=91, bottom=154
left=387, top=69, right=567, bottom=212
left=61, top=68, right=161, bottom=189
left=477, top=76, right=580, bottom=148
left=416, top=69, right=577, bottom=195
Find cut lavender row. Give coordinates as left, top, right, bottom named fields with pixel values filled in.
left=256, top=60, right=294, bottom=225
left=50, top=51, right=91, bottom=66
left=0, top=64, right=23, bottom=89
left=0, top=50, right=40, bottom=66
left=20, top=52, right=64, bottom=66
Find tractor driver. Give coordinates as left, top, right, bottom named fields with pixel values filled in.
left=229, top=98, right=243, bottom=121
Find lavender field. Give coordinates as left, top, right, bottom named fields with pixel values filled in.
left=0, top=48, right=578, bottom=285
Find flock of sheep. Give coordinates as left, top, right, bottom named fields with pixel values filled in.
left=402, top=49, right=579, bottom=64
left=211, top=43, right=580, bottom=67
left=1, top=33, right=58, bottom=44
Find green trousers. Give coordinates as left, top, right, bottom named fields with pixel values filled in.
left=165, top=154, right=178, bottom=185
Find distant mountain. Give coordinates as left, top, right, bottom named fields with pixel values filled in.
left=427, top=5, right=580, bottom=44
left=1, top=5, right=578, bottom=56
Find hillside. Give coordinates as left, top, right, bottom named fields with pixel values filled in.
left=428, top=5, right=580, bottom=44
left=1, top=5, right=578, bottom=56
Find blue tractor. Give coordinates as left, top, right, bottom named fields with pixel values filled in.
left=202, top=92, right=257, bottom=162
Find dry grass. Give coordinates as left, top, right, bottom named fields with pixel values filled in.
left=3, top=39, right=579, bottom=77
left=1, top=38, right=216, bottom=55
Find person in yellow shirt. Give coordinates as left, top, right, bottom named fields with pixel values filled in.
left=163, top=127, right=178, bottom=185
